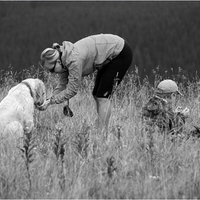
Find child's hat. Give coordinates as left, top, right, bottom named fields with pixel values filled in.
left=157, top=79, right=182, bottom=95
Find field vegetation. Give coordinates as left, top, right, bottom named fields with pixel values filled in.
left=1, top=1, right=200, bottom=198
left=1, top=68, right=200, bottom=198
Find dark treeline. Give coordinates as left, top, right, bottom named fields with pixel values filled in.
left=0, top=1, right=200, bottom=82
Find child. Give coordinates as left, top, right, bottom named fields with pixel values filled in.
left=142, top=79, right=189, bottom=136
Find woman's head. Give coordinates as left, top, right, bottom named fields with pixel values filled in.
left=40, top=48, right=67, bottom=73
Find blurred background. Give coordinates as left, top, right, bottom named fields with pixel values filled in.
left=0, top=1, right=200, bottom=82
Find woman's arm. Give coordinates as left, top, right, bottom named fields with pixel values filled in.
left=51, top=61, right=82, bottom=104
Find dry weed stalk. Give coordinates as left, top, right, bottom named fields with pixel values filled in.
left=73, top=131, right=90, bottom=159
left=72, top=122, right=90, bottom=159
left=52, top=124, right=68, bottom=161
left=51, top=123, right=68, bottom=191
left=19, top=131, right=36, bottom=196
left=106, top=156, right=116, bottom=179
left=114, top=125, right=123, bottom=149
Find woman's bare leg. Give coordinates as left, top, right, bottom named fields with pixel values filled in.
left=94, top=97, right=111, bottom=134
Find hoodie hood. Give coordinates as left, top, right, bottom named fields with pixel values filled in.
left=60, top=41, right=76, bottom=68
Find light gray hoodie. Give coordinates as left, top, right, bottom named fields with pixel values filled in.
left=51, top=33, right=124, bottom=104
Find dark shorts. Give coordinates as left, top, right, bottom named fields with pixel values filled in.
left=92, top=41, right=133, bottom=98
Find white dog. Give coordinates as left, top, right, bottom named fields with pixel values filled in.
left=0, top=78, right=46, bottom=142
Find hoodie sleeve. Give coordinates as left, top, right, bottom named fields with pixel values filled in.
left=51, top=61, right=82, bottom=104
left=53, top=71, right=69, bottom=96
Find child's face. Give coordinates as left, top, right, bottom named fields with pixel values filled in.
left=165, top=93, right=177, bottom=108
left=158, top=92, right=177, bottom=109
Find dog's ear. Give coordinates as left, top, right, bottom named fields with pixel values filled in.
left=22, top=79, right=36, bottom=100
left=25, top=79, right=46, bottom=106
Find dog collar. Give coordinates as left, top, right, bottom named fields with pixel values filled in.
left=21, top=81, right=34, bottom=99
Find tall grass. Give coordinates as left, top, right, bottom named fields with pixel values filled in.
left=0, top=68, right=200, bottom=198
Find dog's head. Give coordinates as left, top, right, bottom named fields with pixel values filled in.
left=21, top=78, right=47, bottom=109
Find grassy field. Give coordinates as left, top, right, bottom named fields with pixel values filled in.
left=1, top=69, right=200, bottom=199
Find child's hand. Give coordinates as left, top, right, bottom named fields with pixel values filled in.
left=181, top=107, right=190, bottom=117
left=174, top=106, right=190, bottom=117
left=174, top=106, right=183, bottom=113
